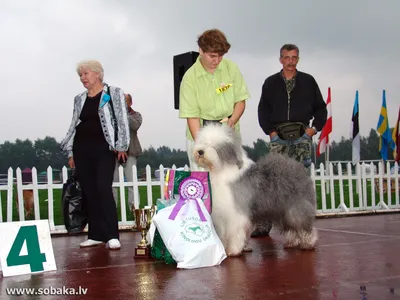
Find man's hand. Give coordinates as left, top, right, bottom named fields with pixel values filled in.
left=269, top=131, right=278, bottom=138
left=68, top=157, right=75, bottom=169
left=305, top=127, right=317, bottom=137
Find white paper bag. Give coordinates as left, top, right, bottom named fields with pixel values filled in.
left=147, top=199, right=178, bottom=246
left=152, top=198, right=227, bottom=269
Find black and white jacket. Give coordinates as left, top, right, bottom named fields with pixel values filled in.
left=60, top=84, right=130, bottom=158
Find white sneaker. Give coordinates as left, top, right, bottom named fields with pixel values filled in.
left=80, top=239, right=103, bottom=248
left=107, top=239, right=121, bottom=250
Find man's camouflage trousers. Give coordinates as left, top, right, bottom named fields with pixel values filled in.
left=269, top=133, right=312, bottom=170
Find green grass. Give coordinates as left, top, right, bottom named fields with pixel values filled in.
left=314, top=179, right=399, bottom=210
left=1, top=181, right=398, bottom=225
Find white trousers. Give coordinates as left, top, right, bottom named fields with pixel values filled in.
left=113, top=156, right=140, bottom=210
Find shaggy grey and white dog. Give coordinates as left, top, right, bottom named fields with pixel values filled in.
left=193, top=124, right=318, bottom=256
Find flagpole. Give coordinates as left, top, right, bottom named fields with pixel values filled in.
left=394, top=105, right=400, bottom=162
left=327, top=143, right=330, bottom=164
left=377, top=89, right=394, bottom=174
left=352, top=90, right=361, bottom=195
left=326, top=139, right=330, bottom=194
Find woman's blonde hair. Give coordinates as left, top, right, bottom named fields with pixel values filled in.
left=76, top=60, right=104, bottom=82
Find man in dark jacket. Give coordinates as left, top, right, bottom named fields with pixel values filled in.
left=253, top=44, right=327, bottom=237
left=113, top=93, right=143, bottom=212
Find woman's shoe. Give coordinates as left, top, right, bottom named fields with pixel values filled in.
left=80, top=239, right=103, bottom=248
left=107, top=239, right=121, bottom=250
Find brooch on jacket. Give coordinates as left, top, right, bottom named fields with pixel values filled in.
left=216, top=82, right=233, bottom=94
left=99, top=93, right=111, bottom=108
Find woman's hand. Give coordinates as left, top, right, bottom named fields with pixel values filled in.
left=117, top=151, right=128, bottom=163
left=68, top=157, right=75, bottom=169
left=226, top=118, right=235, bottom=128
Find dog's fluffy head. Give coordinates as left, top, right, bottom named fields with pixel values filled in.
left=193, top=124, right=244, bottom=171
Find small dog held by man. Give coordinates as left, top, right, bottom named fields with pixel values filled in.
left=193, top=124, right=318, bottom=256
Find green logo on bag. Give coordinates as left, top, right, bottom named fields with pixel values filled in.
left=180, top=217, right=211, bottom=243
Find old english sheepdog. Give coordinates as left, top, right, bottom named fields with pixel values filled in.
left=193, top=124, right=318, bottom=256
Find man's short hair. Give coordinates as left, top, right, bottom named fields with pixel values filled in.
left=125, top=94, right=132, bottom=102
left=280, top=44, right=300, bottom=57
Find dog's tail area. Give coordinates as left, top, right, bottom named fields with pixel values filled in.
left=284, top=201, right=316, bottom=232
left=283, top=202, right=318, bottom=250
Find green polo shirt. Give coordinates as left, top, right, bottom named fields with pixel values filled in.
left=179, top=56, right=250, bottom=140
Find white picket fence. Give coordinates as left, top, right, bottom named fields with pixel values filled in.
left=0, top=162, right=399, bottom=234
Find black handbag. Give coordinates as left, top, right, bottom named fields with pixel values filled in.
left=61, top=169, right=88, bottom=234
left=276, top=122, right=305, bottom=141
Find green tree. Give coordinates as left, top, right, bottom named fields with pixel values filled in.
left=361, top=129, right=380, bottom=160
left=0, top=139, right=36, bottom=172
left=34, top=137, right=67, bottom=172
left=0, top=127, right=392, bottom=176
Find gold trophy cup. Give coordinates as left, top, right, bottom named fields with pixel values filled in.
left=133, top=205, right=156, bottom=259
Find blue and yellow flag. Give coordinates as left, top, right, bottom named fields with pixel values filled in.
left=376, top=90, right=395, bottom=161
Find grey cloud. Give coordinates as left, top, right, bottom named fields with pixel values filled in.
left=0, top=0, right=399, bottom=153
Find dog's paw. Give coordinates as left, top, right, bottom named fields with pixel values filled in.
left=283, top=242, right=299, bottom=249
left=227, top=251, right=243, bottom=257
left=243, top=245, right=253, bottom=252
left=298, top=243, right=317, bottom=251
left=226, top=246, right=245, bottom=257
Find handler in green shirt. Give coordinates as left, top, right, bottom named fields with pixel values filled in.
left=179, top=28, right=250, bottom=170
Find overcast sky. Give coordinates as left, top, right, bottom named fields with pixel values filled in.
left=1, top=0, right=399, bottom=151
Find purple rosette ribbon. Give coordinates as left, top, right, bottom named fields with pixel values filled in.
left=168, top=177, right=207, bottom=222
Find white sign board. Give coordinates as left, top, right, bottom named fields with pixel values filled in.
left=0, top=220, right=57, bottom=277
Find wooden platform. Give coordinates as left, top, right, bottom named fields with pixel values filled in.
left=2, top=213, right=400, bottom=299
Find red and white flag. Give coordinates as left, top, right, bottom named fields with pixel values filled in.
left=317, top=87, right=332, bottom=156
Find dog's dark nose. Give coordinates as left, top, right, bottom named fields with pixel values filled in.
left=198, top=150, right=204, bottom=156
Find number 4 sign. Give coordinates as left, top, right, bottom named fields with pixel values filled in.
left=0, top=220, right=57, bottom=277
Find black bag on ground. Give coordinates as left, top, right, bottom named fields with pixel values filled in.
left=61, top=170, right=88, bottom=234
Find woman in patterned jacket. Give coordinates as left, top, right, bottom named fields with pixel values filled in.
left=61, top=60, right=130, bottom=250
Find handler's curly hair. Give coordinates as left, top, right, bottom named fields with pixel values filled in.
left=197, top=29, right=231, bottom=55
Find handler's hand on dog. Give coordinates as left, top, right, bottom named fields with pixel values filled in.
left=68, top=157, right=75, bottom=169
left=220, top=117, right=235, bottom=128
left=117, top=151, right=128, bottom=163
left=226, top=118, right=235, bottom=128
